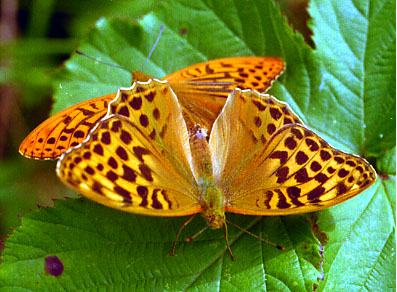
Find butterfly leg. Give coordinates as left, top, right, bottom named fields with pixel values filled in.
left=169, top=214, right=196, bottom=257
left=224, top=222, right=235, bottom=261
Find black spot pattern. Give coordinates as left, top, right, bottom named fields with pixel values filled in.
left=47, top=137, right=56, bottom=144
left=310, top=161, right=322, bottom=172
left=93, top=144, right=104, bottom=156
left=137, top=186, right=148, bottom=206
left=267, top=124, right=276, bottom=135
left=130, top=97, right=142, bottom=110
left=285, top=137, right=297, bottom=150
left=269, top=151, right=288, bottom=164
left=73, top=130, right=85, bottom=138
left=296, top=151, right=309, bottom=165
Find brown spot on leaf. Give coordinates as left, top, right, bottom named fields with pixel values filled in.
left=45, top=256, right=64, bottom=277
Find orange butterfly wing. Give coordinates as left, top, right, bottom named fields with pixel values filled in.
left=19, top=57, right=285, bottom=160
left=19, top=94, right=114, bottom=160
left=166, top=56, right=285, bottom=131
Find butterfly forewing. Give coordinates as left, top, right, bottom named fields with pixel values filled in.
left=56, top=81, right=201, bottom=216
left=20, top=56, right=285, bottom=160
left=19, top=94, right=114, bottom=160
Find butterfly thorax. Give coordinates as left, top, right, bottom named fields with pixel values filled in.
left=189, top=125, right=225, bottom=229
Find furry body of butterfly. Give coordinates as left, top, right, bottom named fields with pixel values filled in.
left=189, top=125, right=224, bottom=229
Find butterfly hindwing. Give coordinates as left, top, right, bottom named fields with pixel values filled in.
left=56, top=81, right=201, bottom=216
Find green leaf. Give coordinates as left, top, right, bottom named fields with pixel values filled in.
left=0, top=198, right=321, bottom=292
left=0, top=158, right=74, bottom=239
left=377, top=146, right=396, bottom=175
left=2, top=0, right=395, bottom=291
left=309, top=0, right=396, bottom=157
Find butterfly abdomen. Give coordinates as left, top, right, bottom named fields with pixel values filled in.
left=189, top=125, right=225, bottom=229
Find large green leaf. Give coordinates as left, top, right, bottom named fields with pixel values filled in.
left=308, top=0, right=396, bottom=156
left=1, top=0, right=395, bottom=291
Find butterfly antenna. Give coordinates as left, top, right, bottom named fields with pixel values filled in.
left=75, top=50, right=130, bottom=73
left=169, top=214, right=196, bottom=257
left=141, top=25, right=164, bottom=72
left=226, top=219, right=285, bottom=251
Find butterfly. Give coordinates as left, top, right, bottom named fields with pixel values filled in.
left=56, top=79, right=376, bottom=259
left=19, top=56, right=285, bottom=160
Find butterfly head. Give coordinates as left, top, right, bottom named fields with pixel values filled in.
left=201, top=205, right=225, bottom=229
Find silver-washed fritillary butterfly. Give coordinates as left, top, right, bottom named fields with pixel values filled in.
left=19, top=56, right=284, bottom=160
left=55, top=79, right=376, bottom=258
